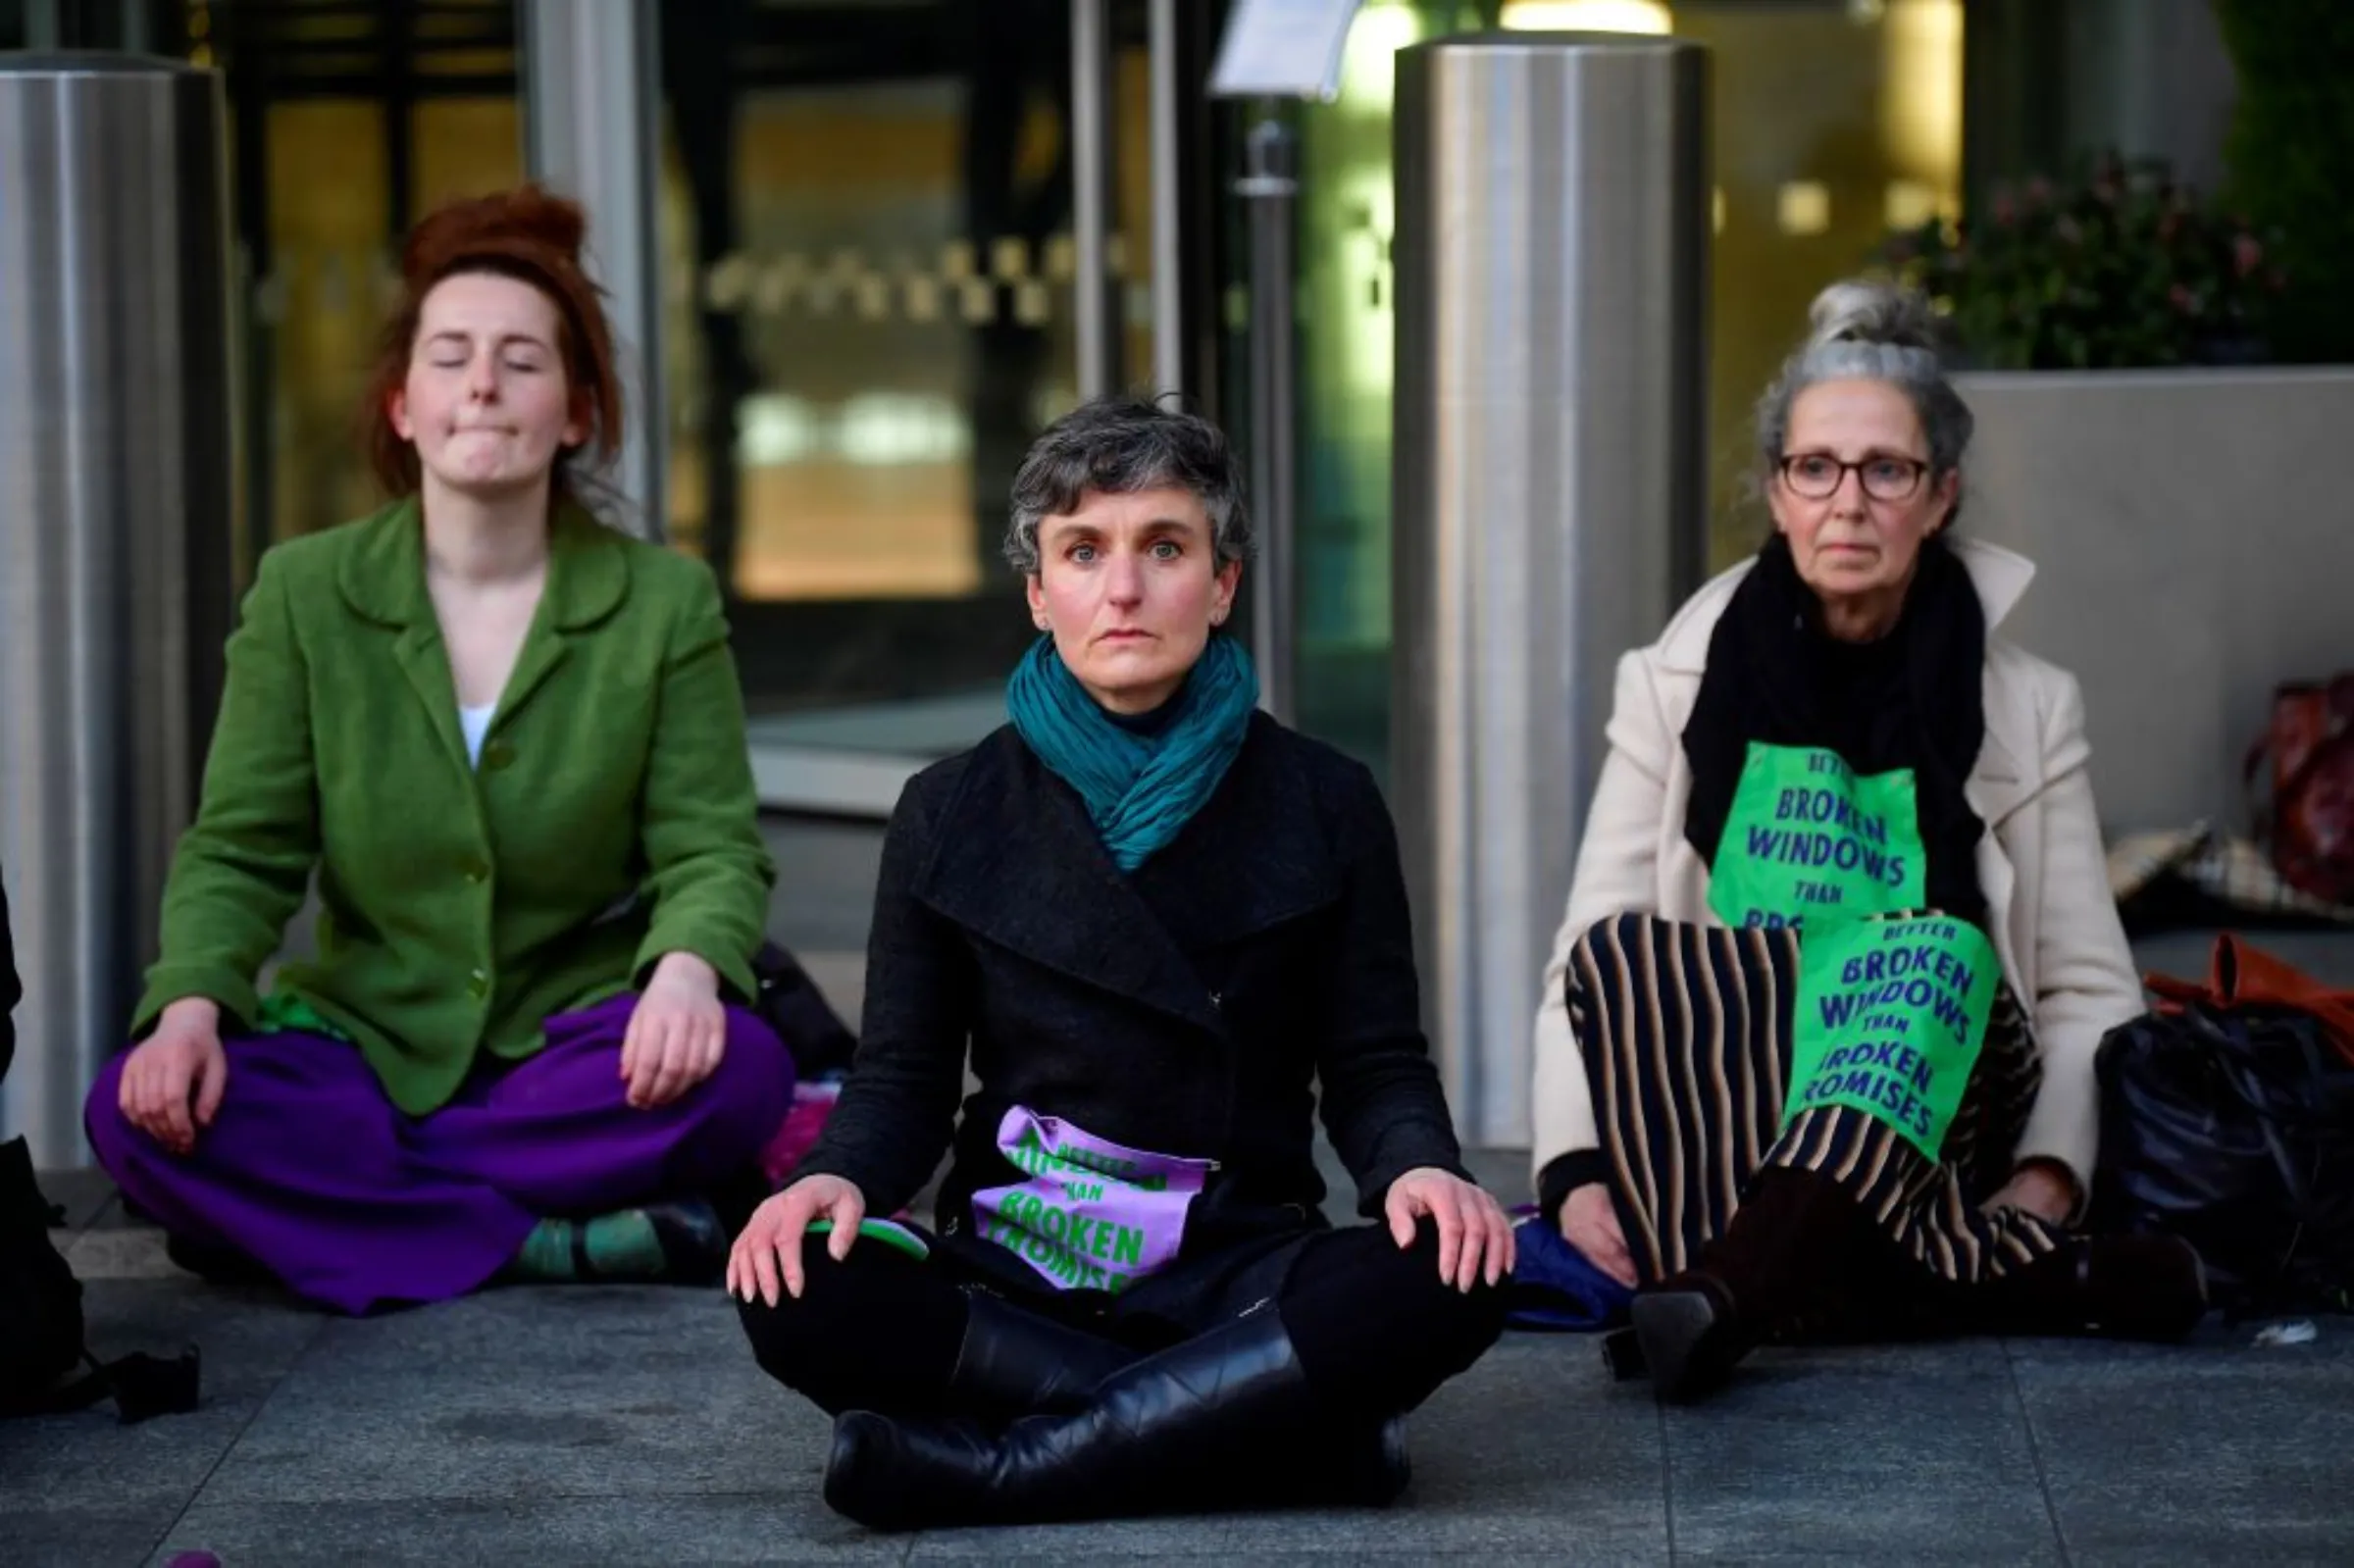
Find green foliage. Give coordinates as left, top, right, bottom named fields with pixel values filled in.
left=1874, top=152, right=2281, bottom=371
left=2213, top=0, right=2354, bottom=364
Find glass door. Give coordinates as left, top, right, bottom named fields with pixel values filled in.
left=657, top=0, right=1183, bottom=815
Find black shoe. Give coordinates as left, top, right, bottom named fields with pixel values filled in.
left=821, top=1308, right=1408, bottom=1531
left=1976, top=1235, right=2209, bottom=1341
left=164, top=1234, right=278, bottom=1289
left=1636, top=1167, right=1892, bottom=1403
left=638, top=1199, right=730, bottom=1285
left=1630, top=1272, right=1747, bottom=1404
left=947, top=1289, right=1141, bottom=1422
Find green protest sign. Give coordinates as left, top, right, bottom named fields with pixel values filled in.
left=1707, top=743, right=1924, bottom=932
left=1783, top=915, right=1999, bottom=1161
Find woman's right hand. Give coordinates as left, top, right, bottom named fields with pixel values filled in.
left=1561, top=1183, right=1638, bottom=1288
left=727, top=1173, right=866, bottom=1308
left=119, top=998, right=229, bottom=1156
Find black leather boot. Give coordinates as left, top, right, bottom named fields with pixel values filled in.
left=1969, top=1234, right=2209, bottom=1341
left=1631, top=1167, right=1874, bottom=1403
left=822, top=1306, right=1408, bottom=1531
left=945, top=1289, right=1141, bottom=1423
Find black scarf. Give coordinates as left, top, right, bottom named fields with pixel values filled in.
left=1680, top=534, right=1990, bottom=929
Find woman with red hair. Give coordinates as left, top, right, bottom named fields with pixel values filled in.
left=81, top=187, right=791, bottom=1315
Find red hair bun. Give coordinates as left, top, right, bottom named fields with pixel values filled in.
left=400, top=184, right=589, bottom=286
left=361, top=183, right=625, bottom=506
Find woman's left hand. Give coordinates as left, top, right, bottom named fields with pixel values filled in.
left=1984, top=1158, right=2078, bottom=1226
left=1385, top=1167, right=1517, bottom=1292
left=621, top=952, right=729, bottom=1109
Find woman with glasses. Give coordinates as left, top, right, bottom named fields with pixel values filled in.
left=1527, top=278, right=2206, bottom=1403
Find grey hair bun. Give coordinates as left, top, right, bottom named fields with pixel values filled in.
left=1754, top=275, right=1975, bottom=507
left=1805, top=278, right=1943, bottom=355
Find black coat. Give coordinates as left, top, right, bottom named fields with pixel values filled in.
left=795, top=713, right=1470, bottom=1290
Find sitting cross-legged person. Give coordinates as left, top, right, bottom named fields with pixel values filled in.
left=728, top=396, right=1510, bottom=1532
left=1529, top=278, right=2208, bottom=1403
left=83, top=186, right=791, bottom=1316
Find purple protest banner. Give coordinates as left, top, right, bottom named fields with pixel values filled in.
left=971, top=1106, right=1213, bottom=1293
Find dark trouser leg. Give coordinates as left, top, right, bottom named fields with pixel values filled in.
left=737, top=1239, right=971, bottom=1419
left=821, top=1221, right=1505, bottom=1532
left=736, top=1236, right=1142, bottom=1422
left=1275, top=1219, right=1508, bottom=1423
left=951, top=1289, right=1145, bottom=1422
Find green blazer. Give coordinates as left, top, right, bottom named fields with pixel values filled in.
left=132, top=500, right=776, bottom=1115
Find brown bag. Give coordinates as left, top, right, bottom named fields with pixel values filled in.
left=2246, top=675, right=2354, bottom=906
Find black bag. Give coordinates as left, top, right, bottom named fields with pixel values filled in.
left=0, top=1133, right=84, bottom=1407
left=1, top=877, right=17, bottom=1088
left=750, top=940, right=858, bottom=1083
left=0, top=876, right=200, bottom=1422
left=2093, top=1001, right=2354, bottom=1316
left=0, top=1135, right=201, bottom=1422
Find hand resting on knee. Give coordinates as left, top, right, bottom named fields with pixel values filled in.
left=118, top=998, right=229, bottom=1156
left=1385, top=1166, right=1517, bottom=1290
left=728, top=1172, right=867, bottom=1306
left=620, top=951, right=730, bottom=1109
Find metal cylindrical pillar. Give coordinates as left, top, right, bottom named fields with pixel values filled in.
left=1240, top=114, right=1300, bottom=725
left=521, top=0, right=668, bottom=538
left=0, top=54, right=237, bottom=1165
left=1390, top=33, right=1711, bottom=1147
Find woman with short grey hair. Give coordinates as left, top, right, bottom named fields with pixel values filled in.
left=730, top=395, right=1510, bottom=1529
left=1527, top=278, right=2208, bottom=1402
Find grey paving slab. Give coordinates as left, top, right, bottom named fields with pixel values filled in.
left=0, top=1279, right=324, bottom=1516
left=148, top=1494, right=900, bottom=1567
left=292, top=1279, right=751, bottom=1378
left=34, top=1165, right=119, bottom=1235
left=906, top=1516, right=1251, bottom=1559
left=1210, top=1334, right=1668, bottom=1561
left=26, top=1123, right=2353, bottom=1564
left=77, top=1190, right=144, bottom=1231
left=2010, top=1321, right=2354, bottom=1565
left=194, top=1290, right=833, bottom=1506
left=66, top=1225, right=184, bottom=1281
left=4, top=1508, right=182, bottom=1568
left=1661, top=1338, right=2061, bottom=1562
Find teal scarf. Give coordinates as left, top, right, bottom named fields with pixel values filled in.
left=1007, top=633, right=1260, bottom=872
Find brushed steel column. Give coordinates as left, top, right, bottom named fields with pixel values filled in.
left=1391, top=33, right=1712, bottom=1147
left=0, top=54, right=237, bottom=1164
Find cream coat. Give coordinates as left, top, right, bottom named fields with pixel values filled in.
left=1529, top=538, right=2143, bottom=1207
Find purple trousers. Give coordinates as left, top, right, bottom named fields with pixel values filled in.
left=84, top=992, right=793, bottom=1315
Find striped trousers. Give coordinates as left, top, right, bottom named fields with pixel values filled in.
left=1566, top=912, right=2065, bottom=1291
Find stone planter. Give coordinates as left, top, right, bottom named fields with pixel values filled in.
left=1957, top=368, right=2354, bottom=835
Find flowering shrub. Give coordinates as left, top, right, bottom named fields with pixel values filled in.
left=1874, top=153, right=2286, bottom=371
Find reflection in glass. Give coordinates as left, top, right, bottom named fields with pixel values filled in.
left=658, top=1, right=1158, bottom=742
left=204, top=1, right=522, bottom=568
left=1282, top=0, right=1965, bottom=765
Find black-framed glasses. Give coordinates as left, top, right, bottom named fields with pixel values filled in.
left=1777, top=452, right=1931, bottom=502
